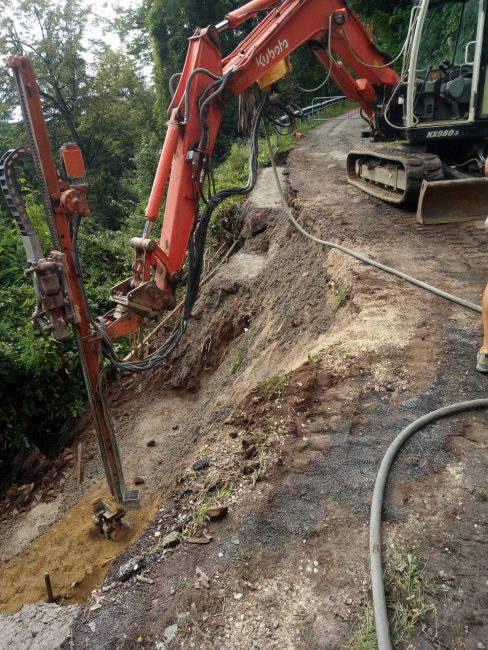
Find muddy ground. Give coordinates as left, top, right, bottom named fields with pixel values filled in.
left=2, top=114, right=488, bottom=649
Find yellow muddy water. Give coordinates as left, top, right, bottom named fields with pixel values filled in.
left=0, top=494, right=157, bottom=614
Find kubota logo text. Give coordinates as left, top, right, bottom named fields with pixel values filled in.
left=256, top=39, right=289, bottom=68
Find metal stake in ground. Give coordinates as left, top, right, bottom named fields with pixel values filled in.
left=44, top=573, right=55, bottom=603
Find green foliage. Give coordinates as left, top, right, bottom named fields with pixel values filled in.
left=0, top=218, right=85, bottom=467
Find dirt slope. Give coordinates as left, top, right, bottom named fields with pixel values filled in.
left=3, top=114, right=488, bottom=648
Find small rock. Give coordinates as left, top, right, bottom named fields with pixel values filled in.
left=161, top=531, right=181, bottom=548
left=207, top=506, right=228, bottom=521
left=164, top=624, right=178, bottom=643
left=233, top=593, right=243, bottom=601
left=195, top=567, right=210, bottom=589
left=242, top=460, right=260, bottom=475
left=170, top=586, right=176, bottom=595
left=243, top=444, right=257, bottom=460
left=117, top=555, right=146, bottom=582
left=132, top=477, right=145, bottom=485
left=172, top=425, right=179, bottom=431
left=221, top=282, right=240, bottom=295
left=438, top=570, right=452, bottom=582
left=241, top=435, right=255, bottom=450
left=146, top=440, right=156, bottom=448
left=192, top=458, right=210, bottom=472
left=136, top=574, right=154, bottom=585
left=477, top=643, right=486, bottom=649
left=205, top=470, right=221, bottom=488
left=228, top=430, right=239, bottom=439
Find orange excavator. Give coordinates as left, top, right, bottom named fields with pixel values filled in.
left=3, top=0, right=488, bottom=536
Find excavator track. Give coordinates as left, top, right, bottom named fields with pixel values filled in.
left=346, top=145, right=444, bottom=206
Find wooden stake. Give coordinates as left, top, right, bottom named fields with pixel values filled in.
left=44, top=573, right=54, bottom=603
left=76, top=443, right=83, bottom=484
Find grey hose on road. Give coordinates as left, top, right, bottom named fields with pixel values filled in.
left=264, top=125, right=487, bottom=647
left=264, top=126, right=481, bottom=315
left=369, top=398, right=488, bottom=649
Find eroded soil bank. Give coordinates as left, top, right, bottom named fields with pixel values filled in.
left=2, top=114, right=488, bottom=649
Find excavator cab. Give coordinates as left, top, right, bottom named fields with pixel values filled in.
left=406, top=0, right=486, bottom=135
left=348, top=0, right=488, bottom=223
left=406, top=0, right=488, bottom=223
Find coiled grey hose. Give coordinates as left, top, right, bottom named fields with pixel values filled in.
left=263, top=125, right=481, bottom=314
left=370, top=399, right=488, bottom=649
left=264, top=125, right=487, bottom=647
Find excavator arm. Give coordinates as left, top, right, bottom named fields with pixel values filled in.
left=4, top=0, right=400, bottom=522
left=141, top=0, right=399, bottom=303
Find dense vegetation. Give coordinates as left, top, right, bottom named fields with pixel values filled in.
left=0, top=0, right=407, bottom=472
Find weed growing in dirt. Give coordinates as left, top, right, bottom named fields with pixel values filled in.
left=185, top=485, right=230, bottom=536
left=349, top=551, right=435, bottom=649
left=307, top=351, right=321, bottom=363
left=253, top=375, right=286, bottom=401
left=249, top=430, right=269, bottom=485
left=349, top=602, right=377, bottom=650
left=229, top=348, right=246, bottom=376
left=333, top=285, right=350, bottom=311
left=386, top=551, right=435, bottom=642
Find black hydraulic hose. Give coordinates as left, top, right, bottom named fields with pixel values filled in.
left=370, top=399, right=488, bottom=649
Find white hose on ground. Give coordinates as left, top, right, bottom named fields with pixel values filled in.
left=264, top=125, right=487, bottom=647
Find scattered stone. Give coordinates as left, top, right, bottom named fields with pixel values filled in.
left=233, top=593, right=243, bottom=601
left=192, top=458, right=210, bottom=472
left=221, top=281, right=240, bottom=295
left=207, top=506, right=228, bottom=521
left=117, top=556, right=146, bottom=582
left=242, top=460, right=260, bottom=475
left=205, top=470, right=221, bottom=488
left=146, top=439, right=156, bottom=448
left=243, top=444, right=257, bottom=460
left=438, top=570, right=452, bottom=582
left=136, top=574, right=154, bottom=585
left=241, top=435, right=255, bottom=450
left=477, top=643, right=485, bottom=649
left=184, top=536, right=212, bottom=545
left=161, top=531, right=181, bottom=548
left=102, top=582, right=118, bottom=593
left=231, top=537, right=240, bottom=545
left=195, top=567, right=210, bottom=589
left=170, top=586, right=176, bottom=596
left=164, top=624, right=178, bottom=643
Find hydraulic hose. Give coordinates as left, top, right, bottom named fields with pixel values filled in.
left=370, top=399, right=488, bottom=649
left=264, top=125, right=481, bottom=314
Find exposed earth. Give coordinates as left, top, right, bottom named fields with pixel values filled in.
left=1, top=113, right=488, bottom=649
